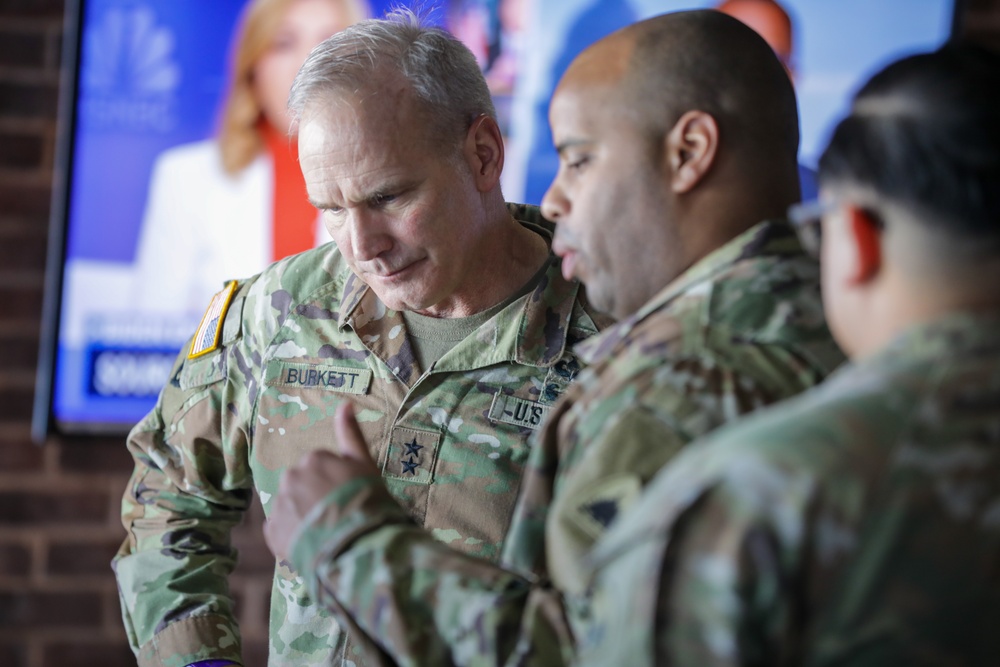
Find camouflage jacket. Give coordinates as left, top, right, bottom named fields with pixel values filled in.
left=112, top=205, right=607, bottom=667
left=578, top=311, right=1000, bottom=667
left=285, top=220, right=844, bottom=666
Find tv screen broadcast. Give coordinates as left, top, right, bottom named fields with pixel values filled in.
left=35, top=0, right=957, bottom=436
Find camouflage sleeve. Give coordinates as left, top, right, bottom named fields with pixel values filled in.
left=289, top=476, right=577, bottom=667
left=114, top=306, right=258, bottom=666
left=541, top=354, right=786, bottom=596
left=577, top=460, right=811, bottom=667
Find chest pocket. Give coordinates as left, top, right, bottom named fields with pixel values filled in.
left=252, top=360, right=385, bottom=505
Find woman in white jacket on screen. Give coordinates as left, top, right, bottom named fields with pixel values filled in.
left=132, top=0, right=369, bottom=316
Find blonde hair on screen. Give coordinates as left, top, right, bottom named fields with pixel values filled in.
left=218, top=0, right=370, bottom=175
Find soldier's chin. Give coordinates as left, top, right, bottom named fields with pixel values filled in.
left=585, top=287, right=616, bottom=318
left=369, top=286, right=434, bottom=314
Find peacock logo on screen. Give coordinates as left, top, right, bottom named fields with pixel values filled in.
left=81, top=4, right=181, bottom=131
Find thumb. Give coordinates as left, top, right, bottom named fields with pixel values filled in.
left=335, top=401, right=375, bottom=465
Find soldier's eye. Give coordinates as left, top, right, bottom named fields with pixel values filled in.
left=370, top=193, right=397, bottom=208
left=323, top=207, right=346, bottom=227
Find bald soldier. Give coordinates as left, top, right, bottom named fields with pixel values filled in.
left=716, top=0, right=794, bottom=74
left=112, top=10, right=610, bottom=667
left=264, top=10, right=842, bottom=665
left=579, top=43, right=1000, bottom=665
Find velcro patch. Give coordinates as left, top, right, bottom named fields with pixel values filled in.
left=489, top=393, right=552, bottom=430
left=264, top=360, right=372, bottom=395
left=570, top=474, right=642, bottom=539
left=188, top=281, right=238, bottom=359
left=383, top=427, right=441, bottom=484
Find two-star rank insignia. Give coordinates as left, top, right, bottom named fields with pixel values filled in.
left=400, top=438, right=424, bottom=475
left=385, top=428, right=440, bottom=484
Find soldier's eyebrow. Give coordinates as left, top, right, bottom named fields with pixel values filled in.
left=308, top=177, right=418, bottom=211
left=554, top=138, right=593, bottom=155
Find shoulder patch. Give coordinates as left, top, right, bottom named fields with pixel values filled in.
left=189, top=281, right=238, bottom=359
left=570, top=474, right=642, bottom=539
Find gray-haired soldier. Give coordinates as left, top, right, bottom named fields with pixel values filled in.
left=113, top=9, right=608, bottom=666
left=262, top=9, right=843, bottom=667
left=580, top=42, right=1000, bottom=666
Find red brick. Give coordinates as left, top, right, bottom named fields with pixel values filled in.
left=0, top=591, right=102, bottom=629
left=0, top=0, right=65, bottom=18
left=965, top=0, right=1000, bottom=11
left=0, top=131, right=44, bottom=169
left=0, top=284, right=43, bottom=321
left=59, top=437, right=134, bottom=474
left=0, top=180, right=50, bottom=218
left=0, top=542, right=31, bottom=576
left=231, top=504, right=276, bottom=576
left=241, top=640, right=269, bottom=667
left=231, top=537, right=276, bottom=575
left=0, top=81, right=59, bottom=118
left=0, top=30, right=45, bottom=68
left=231, top=576, right=273, bottom=635
left=0, top=439, right=44, bottom=472
left=42, top=642, right=135, bottom=667
left=0, top=642, right=27, bottom=667
left=0, top=330, right=41, bottom=372
left=48, top=539, right=119, bottom=576
left=0, top=385, right=35, bottom=423
left=45, top=26, right=62, bottom=71
left=0, top=490, right=107, bottom=525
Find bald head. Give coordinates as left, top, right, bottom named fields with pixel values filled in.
left=542, top=11, right=804, bottom=319
left=579, top=10, right=800, bottom=190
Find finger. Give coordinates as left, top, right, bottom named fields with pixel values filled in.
left=334, top=401, right=375, bottom=465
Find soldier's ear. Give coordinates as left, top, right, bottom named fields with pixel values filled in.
left=841, top=205, right=883, bottom=285
left=463, top=114, right=504, bottom=192
left=666, top=110, right=718, bottom=194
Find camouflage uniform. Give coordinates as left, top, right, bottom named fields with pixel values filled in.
left=578, top=311, right=1000, bottom=666
left=113, top=205, right=608, bottom=667
left=283, top=220, right=844, bottom=665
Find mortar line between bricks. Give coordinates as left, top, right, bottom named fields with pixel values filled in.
left=0, top=167, right=54, bottom=185
left=0, top=576, right=120, bottom=592
left=0, top=527, right=127, bottom=542
left=0, top=66, right=60, bottom=84
left=0, top=474, right=127, bottom=491
left=0, top=17, right=63, bottom=32
left=0, top=117, right=53, bottom=132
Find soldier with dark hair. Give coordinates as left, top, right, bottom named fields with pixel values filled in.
left=264, top=10, right=843, bottom=666
left=579, top=42, right=1000, bottom=665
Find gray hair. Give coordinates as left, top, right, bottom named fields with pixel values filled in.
left=288, top=7, right=495, bottom=150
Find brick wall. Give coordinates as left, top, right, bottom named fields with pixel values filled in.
left=962, top=0, right=1000, bottom=47
left=1, top=1, right=999, bottom=666
left=0, top=3, right=273, bottom=665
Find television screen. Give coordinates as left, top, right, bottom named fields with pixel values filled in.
left=36, top=0, right=956, bottom=436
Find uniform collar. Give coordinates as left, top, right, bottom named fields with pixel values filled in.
left=869, top=309, right=1000, bottom=368
left=335, top=206, right=584, bottom=384
left=574, top=219, right=800, bottom=365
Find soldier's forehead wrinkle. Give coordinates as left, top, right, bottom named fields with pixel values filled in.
left=302, top=149, right=418, bottom=203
